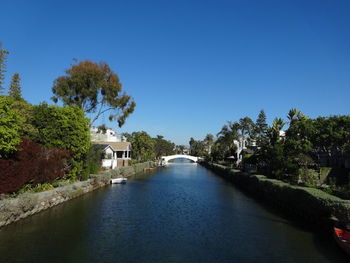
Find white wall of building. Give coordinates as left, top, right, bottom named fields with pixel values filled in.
left=90, top=127, right=126, bottom=142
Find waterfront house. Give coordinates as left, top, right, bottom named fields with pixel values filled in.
left=90, top=126, right=131, bottom=169
left=93, top=142, right=131, bottom=169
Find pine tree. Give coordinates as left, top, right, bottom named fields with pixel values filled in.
left=255, top=109, right=269, bottom=146
left=256, top=109, right=268, bottom=134
left=0, top=43, right=9, bottom=94
left=8, top=73, right=22, bottom=100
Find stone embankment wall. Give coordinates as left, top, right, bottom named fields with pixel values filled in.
left=0, top=161, right=155, bottom=228
left=201, top=162, right=350, bottom=228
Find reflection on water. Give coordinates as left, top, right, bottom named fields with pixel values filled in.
left=0, top=161, right=348, bottom=263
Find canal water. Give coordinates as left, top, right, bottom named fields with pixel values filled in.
left=0, top=161, right=348, bottom=263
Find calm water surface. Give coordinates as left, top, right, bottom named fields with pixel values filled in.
left=0, top=161, right=348, bottom=263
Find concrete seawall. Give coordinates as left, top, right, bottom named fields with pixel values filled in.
left=0, top=161, right=155, bottom=228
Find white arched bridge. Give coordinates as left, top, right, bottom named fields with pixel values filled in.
left=161, top=154, right=199, bottom=164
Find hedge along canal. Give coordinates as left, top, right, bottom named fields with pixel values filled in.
left=0, top=161, right=155, bottom=228
left=201, top=162, right=350, bottom=229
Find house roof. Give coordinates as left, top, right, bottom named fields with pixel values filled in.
left=93, top=141, right=131, bottom=151
left=92, top=144, right=111, bottom=151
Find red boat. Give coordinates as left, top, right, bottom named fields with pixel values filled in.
left=334, top=226, right=350, bottom=255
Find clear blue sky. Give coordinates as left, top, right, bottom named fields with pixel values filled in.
left=1, top=0, right=350, bottom=145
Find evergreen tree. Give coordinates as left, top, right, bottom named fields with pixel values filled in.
left=8, top=73, right=22, bottom=100
left=255, top=109, right=268, bottom=146
left=0, top=43, right=9, bottom=94
left=256, top=109, right=268, bottom=134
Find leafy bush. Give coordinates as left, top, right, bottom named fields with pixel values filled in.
left=0, top=96, right=21, bottom=158
left=298, top=168, right=320, bottom=185
left=0, top=138, right=71, bottom=194
left=81, top=146, right=102, bottom=180
left=206, top=162, right=350, bottom=226
left=18, top=183, right=54, bottom=194
left=32, top=103, right=90, bottom=179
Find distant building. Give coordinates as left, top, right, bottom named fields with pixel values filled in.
left=233, top=130, right=285, bottom=165
left=182, top=148, right=190, bottom=155
left=90, top=126, right=127, bottom=143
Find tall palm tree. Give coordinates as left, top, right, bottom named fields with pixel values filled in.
left=271, top=118, right=286, bottom=144
left=287, top=108, right=299, bottom=124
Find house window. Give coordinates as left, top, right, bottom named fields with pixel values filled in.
left=117, top=151, right=123, bottom=158
left=105, top=153, right=112, bottom=159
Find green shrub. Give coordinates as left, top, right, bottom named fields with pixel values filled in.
left=207, top=162, right=350, bottom=226
left=0, top=96, right=21, bottom=158
left=32, top=103, right=90, bottom=180
left=298, top=168, right=319, bottom=185
left=17, top=183, right=54, bottom=194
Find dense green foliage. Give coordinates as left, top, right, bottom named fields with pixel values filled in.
left=10, top=99, right=37, bottom=139
left=124, top=131, right=175, bottom=162
left=154, top=135, right=175, bottom=158
left=123, top=131, right=175, bottom=162
left=0, top=96, right=21, bottom=158
left=32, top=103, right=91, bottom=179
left=189, top=137, right=207, bottom=157
left=85, top=145, right=103, bottom=176
left=127, top=131, right=156, bottom=162
left=52, top=60, right=136, bottom=127
left=207, top=109, right=350, bottom=196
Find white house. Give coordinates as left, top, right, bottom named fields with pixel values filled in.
left=90, top=126, right=127, bottom=143
left=93, top=142, right=131, bottom=169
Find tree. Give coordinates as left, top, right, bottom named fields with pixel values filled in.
left=0, top=43, right=9, bottom=94
left=0, top=96, right=21, bottom=158
left=203, top=134, right=214, bottom=154
left=254, top=110, right=268, bottom=146
left=154, top=135, right=175, bottom=158
left=52, top=60, right=136, bottom=127
left=10, top=99, right=38, bottom=139
left=189, top=138, right=206, bottom=157
left=238, top=117, right=255, bottom=145
left=97, top=124, right=108, bottom=134
left=212, top=122, right=239, bottom=160
left=189, top=137, right=195, bottom=152
left=176, top=145, right=186, bottom=154
left=32, top=103, right=91, bottom=179
left=8, top=73, right=22, bottom=100
left=312, top=115, right=350, bottom=167
left=287, top=108, right=299, bottom=125
left=269, top=117, right=285, bottom=145
left=129, top=131, right=156, bottom=162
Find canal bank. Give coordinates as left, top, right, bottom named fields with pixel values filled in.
left=200, top=162, right=350, bottom=229
left=0, top=161, right=155, bottom=228
left=0, top=161, right=348, bottom=263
